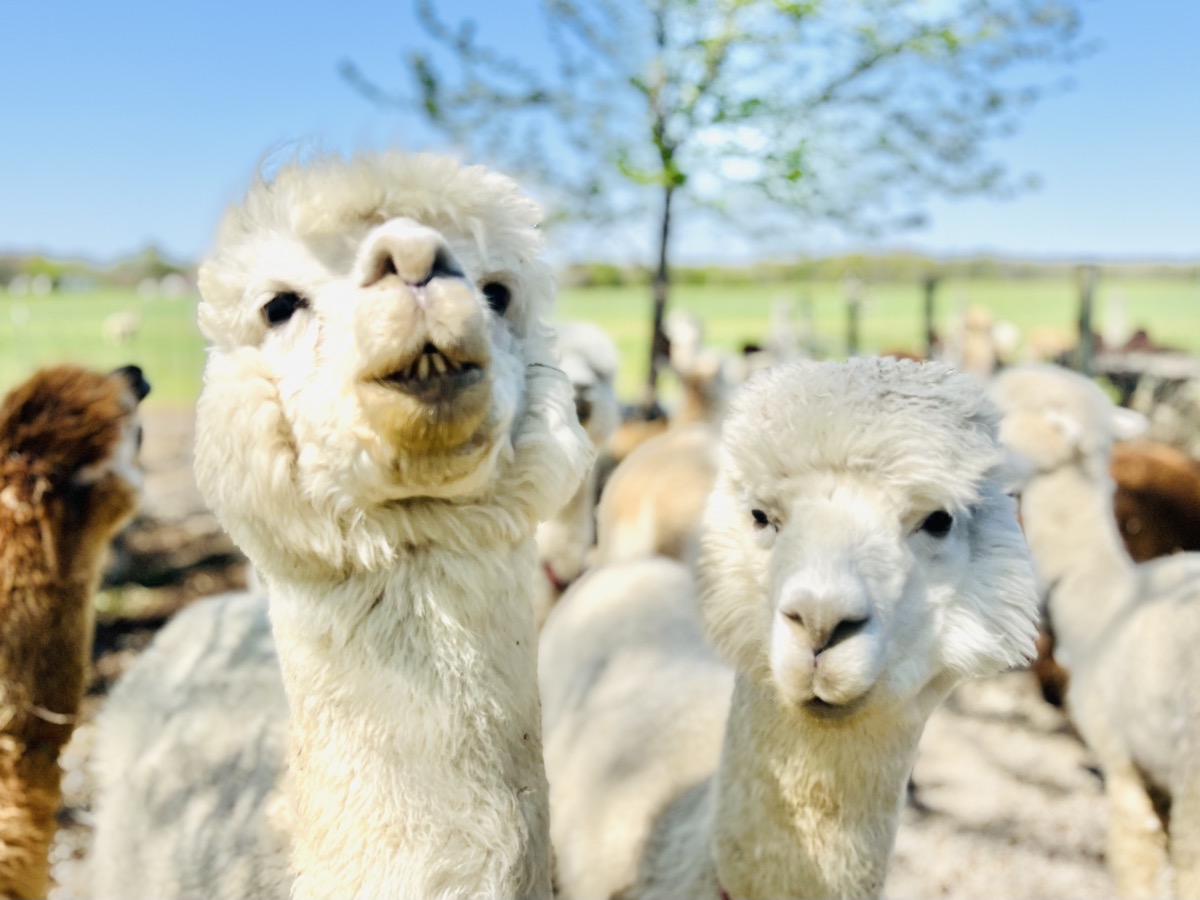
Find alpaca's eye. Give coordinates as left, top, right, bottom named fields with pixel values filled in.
left=919, top=510, right=954, bottom=538
left=262, top=291, right=308, bottom=326
left=481, top=282, right=511, bottom=316
left=751, top=508, right=771, bottom=529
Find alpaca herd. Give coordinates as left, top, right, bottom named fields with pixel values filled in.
left=1, top=150, right=1196, bottom=900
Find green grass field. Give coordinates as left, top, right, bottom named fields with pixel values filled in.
left=562, top=275, right=1200, bottom=399
left=0, top=290, right=206, bottom=407
left=2, top=275, right=1197, bottom=407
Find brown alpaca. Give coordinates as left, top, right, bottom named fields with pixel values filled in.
left=1112, top=440, right=1200, bottom=563
left=0, top=364, right=149, bottom=900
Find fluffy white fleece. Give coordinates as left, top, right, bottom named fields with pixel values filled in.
left=87, top=151, right=592, bottom=900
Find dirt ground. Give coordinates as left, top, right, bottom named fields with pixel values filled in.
left=48, top=408, right=1119, bottom=899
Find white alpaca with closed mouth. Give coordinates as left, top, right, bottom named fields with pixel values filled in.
left=540, top=357, right=1039, bottom=900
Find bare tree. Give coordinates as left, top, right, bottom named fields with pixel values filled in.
left=343, top=0, right=1089, bottom=408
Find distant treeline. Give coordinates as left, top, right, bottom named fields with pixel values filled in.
left=0, top=246, right=191, bottom=290
left=4, top=248, right=1197, bottom=293
left=562, top=254, right=1200, bottom=288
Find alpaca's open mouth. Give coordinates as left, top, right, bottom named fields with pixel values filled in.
left=375, top=343, right=485, bottom=402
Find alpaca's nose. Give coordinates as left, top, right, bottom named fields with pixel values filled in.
left=359, top=218, right=466, bottom=289
left=111, top=364, right=151, bottom=402
left=778, top=578, right=872, bottom=655
left=574, top=389, right=594, bottom=427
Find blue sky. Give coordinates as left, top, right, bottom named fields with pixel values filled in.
left=1, top=1, right=1197, bottom=266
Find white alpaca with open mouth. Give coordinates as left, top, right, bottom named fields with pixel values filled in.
left=86, top=151, right=592, bottom=900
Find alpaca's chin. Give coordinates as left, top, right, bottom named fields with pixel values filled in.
left=801, top=692, right=873, bottom=722
left=384, top=439, right=507, bottom=501
left=772, top=673, right=879, bottom=720
left=357, top=372, right=494, bottom=455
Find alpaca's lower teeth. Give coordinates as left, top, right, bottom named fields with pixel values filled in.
left=410, top=351, right=457, bottom=381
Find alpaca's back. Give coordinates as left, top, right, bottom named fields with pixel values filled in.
left=89, top=592, right=291, bottom=899
left=593, top=425, right=718, bottom=565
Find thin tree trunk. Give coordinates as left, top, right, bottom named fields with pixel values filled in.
left=923, top=274, right=939, bottom=358
left=644, top=183, right=674, bottom=412
left=844, top=279, right=863, bottom=358
left=1076, top=264, right=1098, bottom=376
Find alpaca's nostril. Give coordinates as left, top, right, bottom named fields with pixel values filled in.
left=365, top=242, right=465, bottom=288
left=780, top=606, right=869, bottom=655
left=418, top=247, right=465, bottom=286
left=824, top=616, right=870, bottom=652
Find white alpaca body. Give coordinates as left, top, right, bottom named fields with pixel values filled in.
left=540, top=558, right=733, bottom=900
left=88, top=152, right=592, bottom=899
left=993, top=364, right=1200, bottom=898
left=89, top=592, right=291, bottom=898
left=1029, top=472, right=1200, bottom=793
left=542, top=358, right=1040, bottom=900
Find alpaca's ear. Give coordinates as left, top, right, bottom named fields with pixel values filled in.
left=1110, top=406, right=1148, bottom=442
left=998, top=408, right=1077, bottom=478
left=1042, top=409, right=1084, bottom=448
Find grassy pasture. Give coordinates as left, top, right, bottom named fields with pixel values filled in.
left=1, top=275, right=1197, bottom=407
left=0, top=290, right=206, bottom=407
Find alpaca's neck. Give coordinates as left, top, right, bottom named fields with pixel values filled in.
left=540, top=464, right=597, bottom=585
left=0, top=747, right=61, bottom=900
left=0, top=508, right=99, bottom=900
left=1020, top=465, right=1138, bottom=657
left=0, top=510, right=93, bottom=747
left=707, top=674, right=928, bottom=900
left=268, top=539, right=550, bottom=900
left=678, top=376, right=722, bottom=427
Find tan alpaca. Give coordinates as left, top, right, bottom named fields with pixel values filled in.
left=0, top=364, right=148, bottom=900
